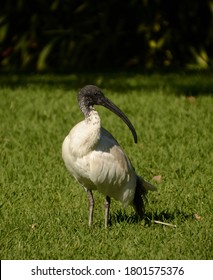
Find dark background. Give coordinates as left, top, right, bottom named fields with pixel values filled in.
left=0, top=0, right=212, bottom=72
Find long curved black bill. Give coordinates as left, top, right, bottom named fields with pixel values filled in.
left=101, top=97, right=138, bottom=143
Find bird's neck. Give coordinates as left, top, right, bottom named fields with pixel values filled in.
left=68, top=109, right=101, bottom=157
left=79, top=96, right=93, bottom=118
left=79, top=109, right=101, bottom=153
left=84, top=109, right=101, bottom=148
left=86, top=109, right=100, bottom=126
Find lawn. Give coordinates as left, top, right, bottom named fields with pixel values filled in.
left=0, top=72, right=213, bottom=259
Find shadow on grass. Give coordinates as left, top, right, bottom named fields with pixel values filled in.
left=144, top=210, right=194, bottom=227
left=110, top=210, right=141, bottom=226
left=110, top=209, right=194, bottom=227
left=0, top=70, right=213, bottom=96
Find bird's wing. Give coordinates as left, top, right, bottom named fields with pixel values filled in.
left=88, top=128, right=136, bottom=202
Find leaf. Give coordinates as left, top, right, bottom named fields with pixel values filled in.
left=186, top=96, right=196, bottom=103
left=0, top=24, right=8, bottom=42
left=194, top=214, right=202, bottom=221
left=36, top=41, right=55, bottom=71
left=152, top=175, right=162, bottom=183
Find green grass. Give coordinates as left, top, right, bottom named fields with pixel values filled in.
left=0, top=72, right=213, bottom=259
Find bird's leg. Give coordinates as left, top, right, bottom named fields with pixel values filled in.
left=104, top=196, right=111, bottom=228
left=87, top=190, right=94, bottom=227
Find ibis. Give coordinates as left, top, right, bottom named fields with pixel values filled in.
left=62, top=85, right=156, bottom=227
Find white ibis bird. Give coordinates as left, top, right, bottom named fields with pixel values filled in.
left=62, top=85, right=156, bottom=227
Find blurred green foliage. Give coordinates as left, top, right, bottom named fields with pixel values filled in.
left=0, top=0, right=212, bottom=72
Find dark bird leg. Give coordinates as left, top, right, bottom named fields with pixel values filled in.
left=87, top=190, right=94, bottom=227
left=104, top=196, right=111, bottom=228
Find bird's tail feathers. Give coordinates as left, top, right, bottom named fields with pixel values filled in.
left=132, top=176, right=157, bottom=219
left=140, top=177, right=157, bottom=192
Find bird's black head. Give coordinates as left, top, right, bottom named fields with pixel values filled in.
left=78, top=85, right=105, bottom=109
left=77, top=85, right=138, bottom=143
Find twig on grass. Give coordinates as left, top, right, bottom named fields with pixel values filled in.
left=154, top=220, right=177, bottom=228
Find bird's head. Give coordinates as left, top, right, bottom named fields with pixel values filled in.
left=78, top=85, right=138, bottom=143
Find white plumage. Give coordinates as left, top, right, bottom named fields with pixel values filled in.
left=62, top=85, right=156, bottom=227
